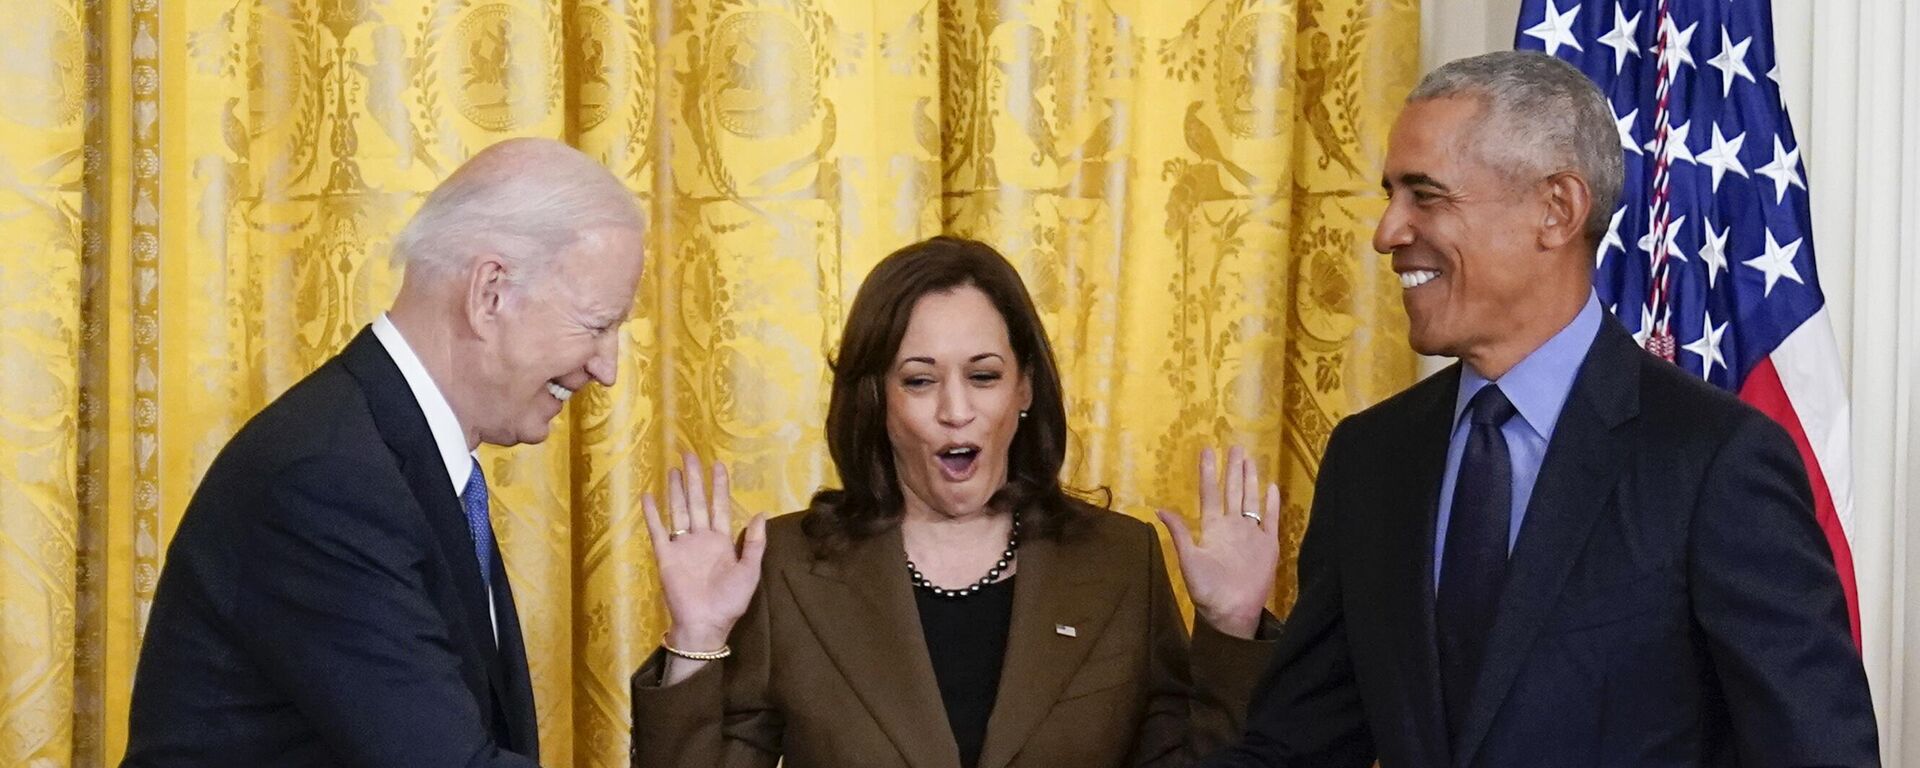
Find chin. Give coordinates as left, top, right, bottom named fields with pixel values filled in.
left=1405, top=324, right=1453, bottom=358
left=512, top=422, right=555, bottom=446
left=932, top=494, right=995, bottom=519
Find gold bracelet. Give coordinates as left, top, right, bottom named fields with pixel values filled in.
left=661, top=633, right=731, bottom=661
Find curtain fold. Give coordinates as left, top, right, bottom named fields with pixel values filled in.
left=1, top=0, right=1418, bottom=764
left=1799, top=0, right=1920, bottom=761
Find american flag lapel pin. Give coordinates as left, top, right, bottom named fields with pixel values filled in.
left=1055, top=624, right=1077, bottom=638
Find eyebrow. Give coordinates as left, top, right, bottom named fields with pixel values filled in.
left=1382, top=172, right=1449, bottom=193
left=896, top=352, right=1007, bottom=368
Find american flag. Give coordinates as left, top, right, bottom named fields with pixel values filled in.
left=1515, top=0, right=1860, bottom=644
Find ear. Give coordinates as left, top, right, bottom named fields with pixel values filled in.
left=1018, top=369, right=1034, bottom=413
left=1537, top=171, right=1592, bottom=252
left=464, top=255, right=511, bottom=339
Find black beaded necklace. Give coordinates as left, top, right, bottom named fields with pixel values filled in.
left=905, top=514, right=1020, bottom=598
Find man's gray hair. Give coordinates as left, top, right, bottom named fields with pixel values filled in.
left=392, top=138, right=645, bottom=284
left=1409, top=50, right=1624, bottom=246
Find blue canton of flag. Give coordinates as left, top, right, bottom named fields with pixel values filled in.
left=1517, top=0, right=1818, bottom=389
left=1514, top=0, right=1861, bottom=643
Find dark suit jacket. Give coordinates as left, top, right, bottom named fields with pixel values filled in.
left=124, top=328, right=541, bottom=767
left=631, top=506, right=1276, bottom=768
left=1204, top=317, right=1878, bottom=768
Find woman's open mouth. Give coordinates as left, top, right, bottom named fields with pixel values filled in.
left=936, top=444, right=980, bottom=481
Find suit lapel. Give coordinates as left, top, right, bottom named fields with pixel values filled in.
left=1451, top=321, right=1640, bottom=767
left=490, top=539, right=540, bottom=754
left=1384, top=372, right=1459, bottom=768
left=338, top=329, right=511, bottom=739
left=976, top=529, right=1126, bottom=768
left=786, top=526, right=960, bottom=768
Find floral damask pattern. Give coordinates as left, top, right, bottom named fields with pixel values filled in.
left=3, top=0, right=1417, bottom=764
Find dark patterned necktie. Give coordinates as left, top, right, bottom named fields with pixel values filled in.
left=462, top=457, right=494, bottom=592
left=1436, top=384, right=1517, bottom=748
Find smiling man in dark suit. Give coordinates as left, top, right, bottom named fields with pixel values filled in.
left=1200, top=51, right=1878, bottom=767
left=123, top=138, right=645, bottom=767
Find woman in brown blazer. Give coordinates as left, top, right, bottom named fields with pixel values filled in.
left=631, top=236, right=1285, bottom=768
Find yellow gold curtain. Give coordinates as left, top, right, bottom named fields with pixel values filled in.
left=2, top=0, right=1417, bottom=764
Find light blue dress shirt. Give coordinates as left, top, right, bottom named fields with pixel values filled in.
left=1432, top=293, right=1603, bottom=589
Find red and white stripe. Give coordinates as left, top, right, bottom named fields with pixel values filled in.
left=1737, top=308, right=1861, bottom=646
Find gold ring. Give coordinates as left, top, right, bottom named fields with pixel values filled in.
left=1239, top=511, right=1262, bottom=523
left=670, top=528, right=691, bottom=539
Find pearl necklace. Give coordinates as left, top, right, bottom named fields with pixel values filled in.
left=905, top=515, right=1021, bottom=598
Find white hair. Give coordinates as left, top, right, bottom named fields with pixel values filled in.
left=1409, top=50, right=1624, bottom=246
left=391, top=139, right=645, bottom=285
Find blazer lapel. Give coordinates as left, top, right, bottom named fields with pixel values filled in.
left=786, top=526, right=960, bottom=768
left=490, top=540, right=540, bottom=755
left=1382, top=371, right=1459, bottom=768
left=338, top=329, right=505, bottom=732
left=1451, top=320, right=1640, bottom=767
left=975, top=531, right=1126, bottom=768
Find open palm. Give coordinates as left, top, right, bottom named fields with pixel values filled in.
left=1156, top=445, right=1282, bottom=639
left=642, top=453, right=767, bottom=650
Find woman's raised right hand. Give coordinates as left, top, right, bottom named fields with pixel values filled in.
left=642, top=452, right=768, bottom=654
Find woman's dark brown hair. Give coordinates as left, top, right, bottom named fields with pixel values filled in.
left=801, top=236, right=1087, bottom=555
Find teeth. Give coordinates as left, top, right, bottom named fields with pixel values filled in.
left=940, top=447, right=977, bottom=457
left=1399, top=270, right=1439, bottom=289
left=546, top=381, right=574, bottom=402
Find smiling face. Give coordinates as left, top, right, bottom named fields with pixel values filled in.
left=1373, top=95, right=1563, bottom=368
left=470, top=226, right=644, bottom=447
left=883, top=285, right=1033, bottom=521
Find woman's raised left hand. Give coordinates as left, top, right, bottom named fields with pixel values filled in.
left=1155, top=445, right=1282, bottom=639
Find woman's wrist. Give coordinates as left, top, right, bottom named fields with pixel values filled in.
left=664, top=623, right=732, bottom=653
left=1197, top=605, right=1263, bottom=640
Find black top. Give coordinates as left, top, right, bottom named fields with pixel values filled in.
left=915, top=576, right=1017, bottom=768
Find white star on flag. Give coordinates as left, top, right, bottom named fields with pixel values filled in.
left=1700, top=220, right=1731, bottom=289
left=1657, top=16, right=1699, bottom=72
left=1598, top=5, right=1643, bottom=73
left=1599, top=206, right=1626, bottom=268
left=1638, top=214, right=1689, bottom=266
left=1696, top=124, right=1748, bottom=192
left=1681, top=308, right=1729, bottom=379
left=1706, top=28, right=1756, bottom=97
left=1646, top=119, right=1696, bottom=166
left=1755, top=135, right=1807, bottom=203
left=1744, top=229, right=1805, bottom=296
left=1524, top=0, right=1585, bottom=56
left=1632, top=302, right=1658, bottom=349
left=1615, top=106, right=1642, bottom=155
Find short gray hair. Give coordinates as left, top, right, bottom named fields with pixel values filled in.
left=392, top=138, right=645, bottom=285
left=1409, top=50, right=1624, bottom=246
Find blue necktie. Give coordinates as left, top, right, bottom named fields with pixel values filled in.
left=462, top=457, right=494, bottom=592
left=1436, top=384, right=1517, bottom=748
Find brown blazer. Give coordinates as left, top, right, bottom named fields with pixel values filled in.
left=630, top=506, right=1275, bottom=768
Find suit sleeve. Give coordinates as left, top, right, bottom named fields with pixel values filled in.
left=1128, top=528, right=1278, bottom=767
left=629, top=555, right=782, bottom=768
left=1199, top=420, right=1375, bottom=768
left=1688, top=411, right=1880, bottom=766
left=232, top=455, right=538, bottom=768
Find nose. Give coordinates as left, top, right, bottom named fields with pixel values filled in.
left=586, top=330, right=619, bottom=387
left=1373, top=195, right=1413, bottom=255
left=936, top=378, right=974, bottom=428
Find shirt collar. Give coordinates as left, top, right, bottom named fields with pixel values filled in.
left=1452, top=292, right=1604, bottom=442
left=371, top=313, right=474, bottom=495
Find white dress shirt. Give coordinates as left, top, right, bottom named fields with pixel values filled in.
left=370, top=313, right=498, bottom=641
